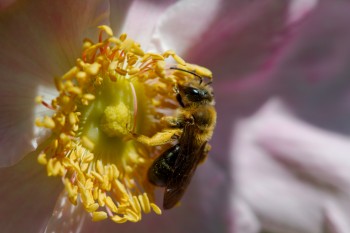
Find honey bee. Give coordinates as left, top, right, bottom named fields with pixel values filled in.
left=132, top=67, right=216, bottom=209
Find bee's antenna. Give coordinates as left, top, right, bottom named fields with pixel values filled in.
left=170, top=67, right=203, bottom=84
left=205, top=81, right=212, bottom=86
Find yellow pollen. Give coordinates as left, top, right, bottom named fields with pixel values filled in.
left=35, top=25, right=211, bottom=223
left=100, top=104, right=131, bottom=137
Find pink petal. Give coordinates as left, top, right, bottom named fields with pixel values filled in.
left=233, top=132, right=323, bottom=231
left=0, top=153, right=62, bottom=232
left=150, top=0, right=221, bottom=55
left=108, top=0, right=134, bottom=36
left=232, top=199, right=260, bottom=233
left=287, top=0, right=319, bottom=24
left=257, top=100, right=350, bottom=192
left=185, top=0, right=318, bottom=111
left=232, top=98, right=350, bottom=232
left=271, top=0, right=350, bottom=133
left=0, top=0, right=109, bottom=166
left=113, top=0, right=175, bottom=51
left=186, top=0, right=291, bottom=81
left=323, top=200, right=350, bottom=233
left=44, top=191, right=86, bottom=233
left=0, top=0, right=15, bottom=10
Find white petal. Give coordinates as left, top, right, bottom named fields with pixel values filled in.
left=232, top=98, right=327, bottom=232
left=323, top=200, right=350, bottom=233
left=150, top=0, right=222, bottom=55
left=117, top=0, right=174, bottom=51
left=232, top=98, right=350, bottom=232
left=232, top=199, right=260, bottom=233
left=287, top=0, right=319, bottom=25
left=256, top=99, right=350, bottom=191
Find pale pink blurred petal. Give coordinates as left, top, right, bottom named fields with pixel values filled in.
left=232, top=99, right=323, bottom=232
left=232, top=98, right=350, bottom=233
left=323, top=200, right=350, bottom=233
left=287, top=0, right=319, bottom=24
left=115, top=0, right=176, bottom=51
left=187, top=0, right=289, bottom=81
left=150, top=0, right=221, bottom=55
left=108, top=0, right=134, bottom=35
left=220, top=2, right=350, bottom=232
left=271, top=0, right=350, bottom=134
left=0, top=153, right=62, bottom=232
left=0, top=0, right=109, bottom=166
left=232, top=199, right=260, bottom=233
left=44, top=192, right=86, bottom=233
left=186, top=0, right=318, bottom=110
left=257, top=103, right=350, bottom=191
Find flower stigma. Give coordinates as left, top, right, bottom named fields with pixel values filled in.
left=35, top=25, right=212, bottom=223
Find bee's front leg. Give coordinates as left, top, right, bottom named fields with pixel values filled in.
left=129, top=128, right=182, bottom=146
left=161, top=113, right=194, bottom=129
left=161, top=116, right=184, bottom=128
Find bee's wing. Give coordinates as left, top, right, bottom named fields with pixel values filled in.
left=163, top=125, right=207, bottom=209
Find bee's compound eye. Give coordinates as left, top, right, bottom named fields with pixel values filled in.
left=190, top=88, right=200, bottom=95
left=185, top=87, right=207, bottom=102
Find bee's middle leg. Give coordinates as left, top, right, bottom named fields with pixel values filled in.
left=130, top=128, right=182, bottom=146
left=161, top=114, right=194, bottom=128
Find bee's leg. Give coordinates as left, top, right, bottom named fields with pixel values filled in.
left=161, top=116, right=184, bottom=128
left=180, top=112, right=195, bottom=125
left=161, top=113, right=194, bottom=128
left=130, top=128, right=182, bottom=146
left=198, top=143, right=211, bottom=164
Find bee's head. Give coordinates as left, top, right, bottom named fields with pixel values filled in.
left=169, top=67, right=214, bottom=107
left=175, top=82, right=214, bottom=107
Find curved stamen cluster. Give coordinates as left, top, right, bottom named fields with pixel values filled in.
left=34, top=25, right=210, bottom=223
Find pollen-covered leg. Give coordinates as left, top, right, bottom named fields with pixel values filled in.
left=130, top=128, right=182, bottom=146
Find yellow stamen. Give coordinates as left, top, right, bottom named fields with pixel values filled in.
left=111, top=215, right=128, bottom=224
left=37, top=153, right=47, bottom=165
left=35, top=25, right=211, bottom=223
left=138, top=193, right=151, bottom=214
left=81, top=136, right=95, bottom=151
left=186, top=63, right=213, bottom=78
left=150, top=203, right=162, bottom=215
left=105, top=196, right=118, bottom=213
left=92, top=211, right=108, bottom=221
left=98, top=25, right=113, bottom=36
left=172, top=54, right=186, bottom=66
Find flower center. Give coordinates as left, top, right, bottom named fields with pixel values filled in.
left=35, top=25, right=212, bottom=223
